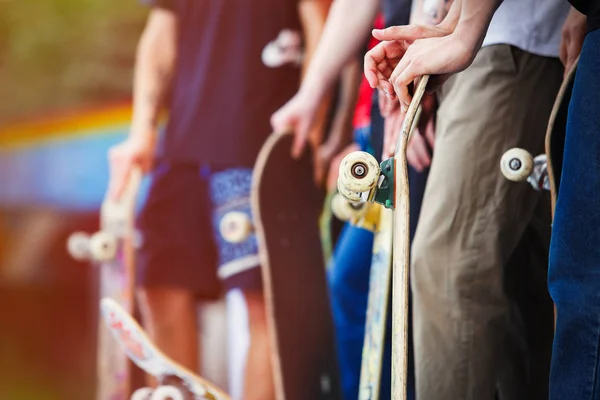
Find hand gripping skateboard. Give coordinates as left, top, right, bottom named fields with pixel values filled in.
left=337, top=76, right=429, bottom=400
left=66, top=167, right=142, bottom=399
left=252, top=131, right=340, bottom=400
left=500, top=57, right=578, bottom=217
left=100, top=298, right=230, bottom=400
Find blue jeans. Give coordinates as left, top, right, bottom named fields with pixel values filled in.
left=328, top=163, right=429, bottom=400
left=548, top=28, right=600, bottom=399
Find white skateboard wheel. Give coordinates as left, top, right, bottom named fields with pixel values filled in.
left=66, top=231, right=91, bottom=261
left=331, top=192, right=366, bottom=221
left=219, top=211, right=253, bottom=243
left=150, top=385, right=185, bottom=400
left=131, top=387, right=153, bottom=400
left=89, top=231, right=118, bottom=262
left=336, top=177, right=362, bottom=203
left=500, top=148, right=534, bottom=182
left=338, top=151, right=380, bottom=193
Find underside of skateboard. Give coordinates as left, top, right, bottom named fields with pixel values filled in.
left=66, top=168, right=142, bottom=399
left=101, top=298, right=230, bottom=400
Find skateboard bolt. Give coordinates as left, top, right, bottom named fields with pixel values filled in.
left=509, top=158, right=522, bottom=171
left=351, top=163, right=367, bottom=179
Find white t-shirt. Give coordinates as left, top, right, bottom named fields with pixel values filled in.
left=483, top=0, right=571, bottom=57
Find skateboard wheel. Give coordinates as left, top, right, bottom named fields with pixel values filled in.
left=338, top=151, right=380, bottom=193
left=66, top=231, right=91, bottom=261
left=89, top=231, right=118, bottom=262
left=500, top=148, right=534, bottom=182
left=150, top=385, right=184, bottom=400
left=336, top=177, right=362, bottom=203
left=131, top=387, right=153, bottom=400
left=331, top=192, right=366, bottom=221
left=219, top=211, right=253, bottom=243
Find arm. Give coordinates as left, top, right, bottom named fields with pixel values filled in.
left=108, top=7, right=178, bottom=199
left=272, top=0, right=380, bottom=157
left=130, top=8, right=178, bottom=139
left=298, top=0, right=334, bottom=151
left=300, top=0, right=379, bottom=100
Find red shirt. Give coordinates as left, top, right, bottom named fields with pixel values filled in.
left=352, top=14, right=384, bottom=129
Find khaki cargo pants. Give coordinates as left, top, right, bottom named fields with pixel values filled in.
left=411, top=44, right=563, bottom=400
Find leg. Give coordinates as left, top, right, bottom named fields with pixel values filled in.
left=548, top=30, right=600, bottom=399
left=136, top=162, right=221, bottom=385
left=137, top=287, right=199, bottom=374
left=243, top=289, right=275, bottom=400
left=411, top=45, right=562, bottom=400
left=327, top=223, right=374, bottom=400
left=208, top=167, right=274, bottom=400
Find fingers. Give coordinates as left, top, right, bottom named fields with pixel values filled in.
left=291, top=129, right=307, bottom=159
left=424, top=116, right=436, bottom=149
left=270, top=105, right=294, bottom=134
left=406, top=131, right=431, bottom=172
left=364, top=41, right=408, bottom=90
left=559, top=36, right=568, bottom=68
left=372, top=24, right=446, bottom=42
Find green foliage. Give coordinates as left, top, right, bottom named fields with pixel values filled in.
left=0, top=0, right=148, bottom=125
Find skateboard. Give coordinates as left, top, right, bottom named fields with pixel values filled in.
left=337, top=76, right=429, bottom=400
left=67, top=167, right=142, bottom=400
left=251, top=131, right=340, bottom=400
left=500, top=57, right=578, bottom=217
left=100, top=298, right=230, bottom=400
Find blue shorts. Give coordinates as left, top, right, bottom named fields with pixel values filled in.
left=136, top=161, right=262, bottom=299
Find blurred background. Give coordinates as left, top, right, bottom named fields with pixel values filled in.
left=0, top=2, right=148, bottom=398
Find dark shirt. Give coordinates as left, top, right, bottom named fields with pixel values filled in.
left=144, top=0, right=302, bottom=167
left=382, top=0, right=412, bottom=27
left=569, top=0, right=600, bottom=31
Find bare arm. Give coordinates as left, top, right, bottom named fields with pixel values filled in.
left=271, top=0, right=380, bottom=158
left=299, top=0, right=380, bottom=100
left=130, top=8, right=178, bottom=140
left=107, top=8, right=177, bottom=199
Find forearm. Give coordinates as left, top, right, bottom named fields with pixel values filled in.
left=325, top=59, right=362, bottom=150
left=130, top=11, right=177, bottom=139
left=454, top=0, right=503, bottom=54
left=300, top=0, right=379, bottom=101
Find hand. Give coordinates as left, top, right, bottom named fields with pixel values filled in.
left=560, top=7, right=586, bottom=77
left=378, top=89, right=400, bottom=118
left=107, top=131, right=156, bottom=200
left=270, top=91, right=319, bottom=159
left=364, top=25, right=477, bottom=111
left=326, top=143, right=360, bottom=191
left=382, top=92, right=436, bottom=164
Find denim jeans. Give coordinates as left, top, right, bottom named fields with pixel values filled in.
left=548, top=28, right=600, bottom=400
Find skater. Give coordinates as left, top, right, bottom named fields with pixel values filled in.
left=106, top=0, right=336, bottom=398
left=365, top=0, right=590, bottom=398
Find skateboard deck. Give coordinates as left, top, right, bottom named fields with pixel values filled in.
left=500, top=57, right=578, bottom=216
left=357, top=205, right=392, bottom=400
left=67, top=167, right=142, bottom=399
left=336, top=76, right=429, bottom=400
left=252, top=131, right=341, bottom=400
left=100, top=298, right=230, bottom=400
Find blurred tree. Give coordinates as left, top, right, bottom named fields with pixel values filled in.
left=0, top=0, right=147, bottom=125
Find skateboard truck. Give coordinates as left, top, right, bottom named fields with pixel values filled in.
left=337, top=151, right=396, bottom=210
left=500, top=148, right=549, bottom=191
